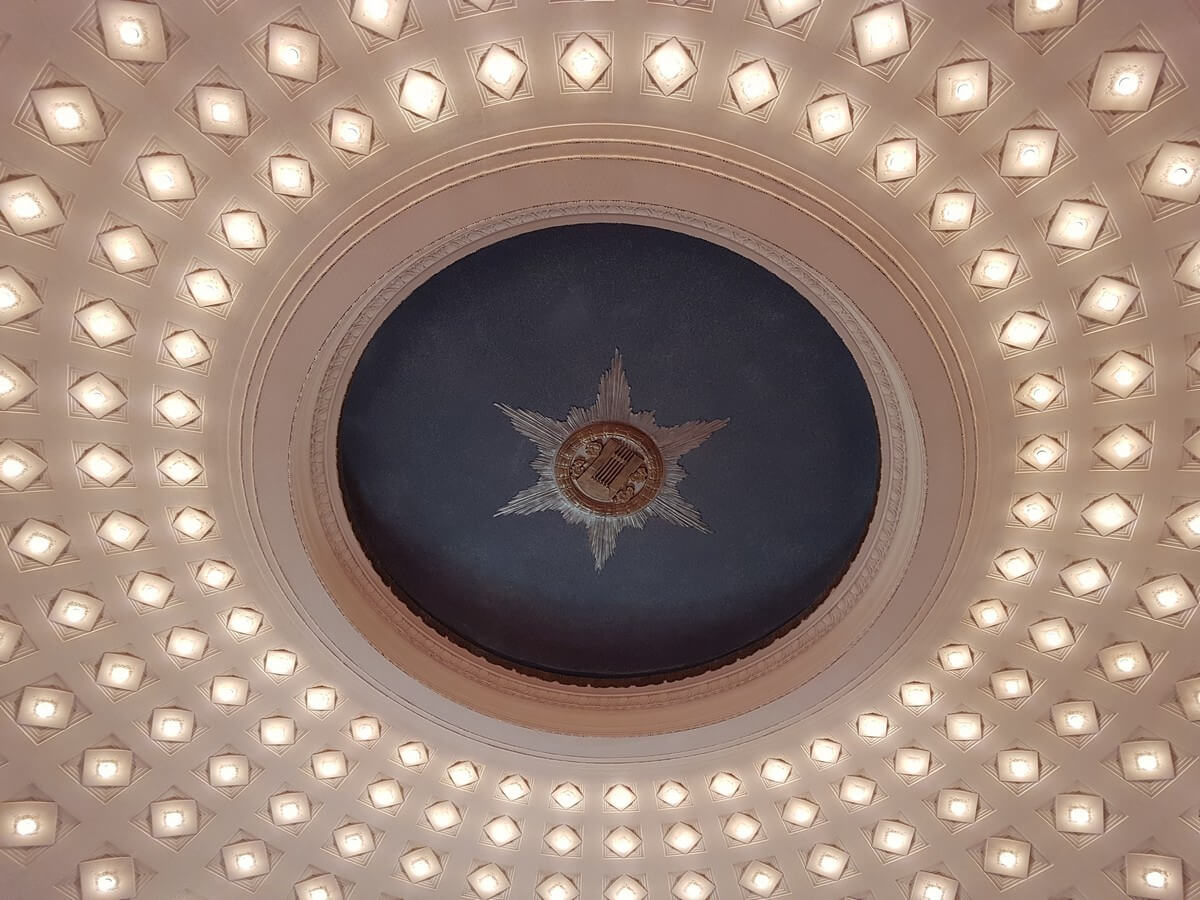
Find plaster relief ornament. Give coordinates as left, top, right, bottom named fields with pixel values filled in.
left=496, top=351, right=727, bottom=569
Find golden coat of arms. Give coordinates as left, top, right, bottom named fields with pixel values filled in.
left=496, top=351, right=727, bottom=569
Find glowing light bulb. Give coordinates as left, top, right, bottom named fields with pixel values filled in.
left=309, top=888, right=329, bottom=900
left=113, top=241, right=136, bottom=262
left=1033, top=446, right=1053, bottom=464
left=983, top=260, right=1009, bottom=282
left=661, top=785, right=684, bottom=805
left=683, top=880, right=704, bottom=899
left=1145, top=869, right=1168, bottom=889
left=159, top=717, right=184, bottom=738
left=479, top=874, right=498, bottom=892
left=1, top=455, right=27, bottom=479
left=210, top=101, right=232, bottom=123
left=817, top=852, right=840, bottom=873
left=354, top=721, right=376, bottom=740
left=1187, top=514, right=1200, bottom=535
left=343, top=832, right=364, bottom=852
left=118, top=20, right=144, bottom=45
left=1096, top=289, right=1120, bottom=311
left=53, top=104, right=82, bottom=130
left=95, top=759, right=119, bottom=779
left=1067, top=805, right=1090, bottom=825
left=1156, top=588, right=1182, bottom=609
left=235, top=852, right=255, bottom=871
left=1008, top=758, right=1032, bottom=778
left=818, top=107, right=844, bottom=132
left=924, top=886, right=944, bottom=900
left=193, top=277, right=222, bottom=302
left=339, top=121, right=361, bottom=143
left=1135, top=751, right=1158, bottom=771
left=152, top=170, right=175, bottom=191
left=11, top=194, right=41, bottom=219
left=1003, top=677, right=1022, bottom=695
left=1167, top=164, right=1195, bottom=186
left=228, top=218, right=257, bottom=243
left=281, top=45, right=301, bottom=66
left=1112, top=437, right=1135, bottom=458
left=953, top=80, right=974, bottom=101
left=108, top=663, right=133, bottom=684
left=162, top=809, right=185, bottom=829
left=946, top=649, right=968, bottom=668
left=1018, top=145, right=1041, bottom=166
left=948, top=797, right=969, bottom=817
left=616, top=887, right=636, bottom=900
left=1115, top=653, right=1137, bottom=672
left=485, top=51, right=517, bottom=86
left=884, top=147, right=911, bottom=173
left=278, top=166, right=304, bottom=190
left=319, top=758, right=340, bottom=777
left=1034, top=0, right=1062, bottom=10
left=0, top=285, right=17, bottom=309
left=1064, top=711, right=1086, bottom=730
left=410, top=856, right=431, bottom=877
left=363, top=0, right=391, bottom=18
left=741, top=70, right=771, bottom=101
left=573, top=48, right=598, bottom=76
left=979, top=606, right=1000, bottom=625
left=14, top=815, right=39, bottom=836
left=25, top=532, right=52, bottom=555
left=751, top=872, right=771, bottom=891
left=1030, top=384, right=1051, bottom=404
left=866, top=17, right=894, bottom=48
left=997, top=849, right=1018, bottom=869
left=941, top=200, right=968, bottom=223
left=655, top=50, right=684, bottom=81
left=279, top=800, right=300, bottom=820
left=1113, top=72, right=1140, bottom=96
left=218, top=762, right=238, bottom=782
left=1065, top=216, right=1089, bottom=238
left=95, top=873, right=119, bottom=893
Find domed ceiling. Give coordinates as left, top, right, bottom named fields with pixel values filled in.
left=0, top=1, right=1199, bottom=900
left=338, top=223, right=879, bottom=681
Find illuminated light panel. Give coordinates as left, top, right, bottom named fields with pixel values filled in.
left=945, top=711, right=983, bottom=741
left=350, top=715, right=380, bottom=741
left=537, top=874, right=579, bottom=900
left=1012, top=492, right=1055, bottom=527
left=0, top=801, right=58, bottom=848
left=984, top=837, right=1031, bottom=878
left=194, top=85, right=249, bottom=137
left=936, top=60, right=990, bottom=116
left=809, top=738, right=842, bottom=764
left=220, top=210, right=266, bottom=250
left=839, top=774, right=876, bottom=805
left=781, top=796, right=819, bottom=827
left=498, top=773, right=530, bottom=801
left=82, top=748, right=132, bottom=787
left=31, top=86, right=107, bottom=145
left=475, top=44, right=528, bottom=101
left=936, top=789, right=978, bottom=823
left=269, top=156, right=313, bottom=198
left=760, top=757, right=792, bottom=784
left=604, top=783, right=636, bottom=810
left=605, top=875, right=647, bottom=900
left=166, top=626, right=207, bottom=660
left=399, top=847, right=441, bottom=882
left=658, top=781, right=689, bottom=807
left=0, top=266, right=42, bottom=324
left=806, top=843, right=849, bottom=879
left=671, top=870, right=714, bottom=900
left=150, top=706, right=194, bottom=742
left=367, top=778, right=403, bottom=808
left=0, top=440, right=45, bottom=491
left=329, top=108, right=374, bottom=154
left=48, top=589, right=101, bottom=631
left=17, top=685, right=74, bottom=728
left=759, top=0, right=821, bottom=28
left=79, top=856, right=136, bottom=900
left=226, top=607, right=263, bottom=636
left=1079, top=276, right=1139, bottom=325
left=991, top=669, right=1032, bottom=699
left=1136, top=574, right=1196, bottom=619
left=1047, top=200, right=1107, bottom=250
left=221, top=839, right=269, bottom=880
left=1099, top=641, right=1151, bottom=681
left=0, top=176, right=67, bottom=235
left=559, top=34, right=612, bottom=91
left=10, top=519, right=70, bottom=565
left=446, top=759, right=479, bottom=788
left=1054, top=793, right=1103, bottom=834
left=398, top=741, right=429, bottom=768
left=1081, top=493, right=1137, bottom=535
left=1125, top=852, right=1183, bottom=900
left=334, top=822, right=375, bottom=857
left=163, top=328, right=211, bottom=367
left=604, top=824, right=640, bottom=856
left=184, top=269, right=232, bottom=307
left=664, top=821, right=703, bottom=853
left=1093, top=424, right=1150, bottom=468
left=1059, top=558, right=1110, bottom=596
left=1142, top=141, right=1200, bottom=204
left=96, top=511, right=147, bottom=551
left=350, top=0, right=410, bottom=40
left=423, top=799, right=461, bottom=831
left=211, top=675, right=249, bottom=706
left=155, top=390, right=202, bottom=428
left=806, top=93, right=853, bottom=142
left=740, top=860, right=782, bottom=897
left=97, top=226, right=157, bottom=273
left=643, top=37, right=698, bottom=96
left=1051, top=700, right=1099, bottom=736
left=723, top=812, right=761, bottom=844
left=397, top=69, right=447, bottom=121
left=895, top=747, right=931, bottom=777
left=930, top=190, right=975, bottom=231
left=150, top=798, right=198, bottom=837
left=172, top=506, right=215, bottom=541
left=851, top=1, right=910, bottom=66
left=1166, top=500, right=1200, bottom=549
left=938, top=644, right=972, bottom=671
left=998, top=311, right=1049, bottom=351
left=136, top=154, right=195, bottom=201
left=1019, top=434, right=1066, bottom=470
left=97, top=652, right=145, bottom=690
left=874, top=138, right=918, bottom=182
left=70, top=372, right=127, bottom=420
left=970, top=599, right=1008, bottom=628
left=997, top=749, right=1040, bottom=783
left=98, top=0, right=168, bottom=62
left=899, top=680, right=933, bottom=707
left=1028, top=617, right=1074, bottom=653
left=1000, top=127, right=1058, bottom=178
left=727, top=59, right=779, bottom=114
left=1013, top=0, right=1078, bottom=32
left=267, top=23, right=321, bottom=83
left=157, top=449, right=203, bottom=486
left=209, top=754, right=250, bottom=787
left=259, top=715, right=296, bottom=745
left=75, top=299, right=135, bottom=347
left=467, top=863, right=509, bottom=900
left=873, top=819, right=916, bottom=855
left=1014, top=373, right=1063, bottom=411
left=709, top=771, right=741, bottom=798
left=544, top=824, right=581, bottom=855
left=1087, top=50, right=1164, bottom=112
left=484, top=814, right=520, bottom=847
left=1119, top=739, right=1175, bottom=780
left=971, top=249, right=1020, bottom=289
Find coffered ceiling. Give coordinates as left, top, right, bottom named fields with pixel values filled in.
left=0, top=1, right=1198, bottom=899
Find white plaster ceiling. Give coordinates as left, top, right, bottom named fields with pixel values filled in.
left=0, top=0, right=1199, bottom=899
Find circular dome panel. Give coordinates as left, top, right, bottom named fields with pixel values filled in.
left=337, top=224, right=881, bottom=683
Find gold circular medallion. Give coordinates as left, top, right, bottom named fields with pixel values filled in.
left=554, top=422, right=665, bottom=516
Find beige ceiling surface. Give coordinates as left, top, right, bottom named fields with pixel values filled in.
left=0, top=0, right=1199, bottom=899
